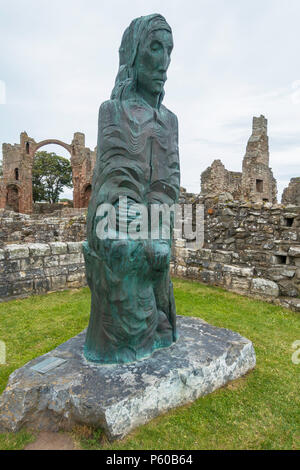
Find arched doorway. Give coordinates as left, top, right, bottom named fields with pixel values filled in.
left=0, top=132, right=96, bottom=214
left=6, top=184, right=19, bottom=212
left=82, top=184, right=92, bottom=208
left=31, top=141, right=73, bottom=212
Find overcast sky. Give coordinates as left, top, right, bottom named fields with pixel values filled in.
left=1, top=0, right=299, bottom=200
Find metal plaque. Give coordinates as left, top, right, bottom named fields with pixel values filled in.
left=30, top=357, right=67, bottom=374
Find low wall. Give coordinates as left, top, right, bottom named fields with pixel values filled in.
left=171, top=196, right=300, bottom=312
left=171, top=241, right=300, bottom=312
left=1, top=198, right=300, bottom=312
left=33, top=202, right=73, bottom=214
left=0, top=210, right=87, bottom=247
left=0, top=242, right=86, bottom=301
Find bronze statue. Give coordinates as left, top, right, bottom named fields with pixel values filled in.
left=83, top=14, right=180, bottom=363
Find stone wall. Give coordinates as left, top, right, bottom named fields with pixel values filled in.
left=171, top=199, right=300, bottom=311
left=1, top=191, right=300, bottom=312
left=0, top=209, right=87, bottom=247
left=0, top=241, right=86, bottom=301
left=201, top=115, right=277, bottom=203
left=241, top=116, right=277, bottom=203
left=282, top=178, right=300, bottom=205
left=33, top=202, right=73, bottom=214
left=201, top=160, right=242, bottom=199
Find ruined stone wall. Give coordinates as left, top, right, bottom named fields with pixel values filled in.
left=70, top=132, right=96, bottom=209
left=201, top=160, right=242, bottom=199
left=0, top=210, right=87, bottom=247
left=282, top=178, right=300, bottom=205
left=1, top=200, right=300, bottom=310
left=0, top=131, right=96, bottom=214
left=171, top=198, right=300, bottom=311
left=200, top=115, right=277, bottom=203
left=241, top=158, right=277, bottom=203
left=0, top=242, right=86, bottom=301
left=1, top=188, right=300, bottom=310
left=241, top=116, right=277, bottom=203
left=33, top=202, right=73, bottom=214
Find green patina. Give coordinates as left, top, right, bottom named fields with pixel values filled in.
left=83, top=14, right=180, bottom=364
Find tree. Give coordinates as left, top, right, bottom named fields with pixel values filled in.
left=32, top=151, right=73, bottom=203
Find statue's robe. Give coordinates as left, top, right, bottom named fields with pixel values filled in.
left=83, top=96, right=180, bottom=363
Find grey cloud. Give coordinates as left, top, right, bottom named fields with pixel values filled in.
left=1, top=0, right=300, bottom=202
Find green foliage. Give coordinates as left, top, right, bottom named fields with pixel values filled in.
left=0, top=282, right=299, bottom=450
left=32, top=151, right=73, bottom=203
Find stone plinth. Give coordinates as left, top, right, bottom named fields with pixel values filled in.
left=0, top=316, right=256, bottom=440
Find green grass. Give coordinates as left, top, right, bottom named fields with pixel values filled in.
left=0, top=280, right=299, bottom=450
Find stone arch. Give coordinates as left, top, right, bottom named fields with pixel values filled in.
left=28, top=139, right=73, bottom=212
left=82, top=183, right=92, bottom=208
left=0, top=132, right=96, bottom=214
left=31, top=139, right=71, bottom=156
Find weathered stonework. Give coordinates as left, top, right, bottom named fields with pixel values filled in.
left=171, top=196, right=300, bottom=311
left=282, top=178, right=300, bottom=205
left=201, top=116, right=277, bottom=204
left=0, top=241, right=86, bottom=300
left=201, top=160, right=242, bottom=200
left=0, top=209, right=86, bottom=247
left=0, top=197, right=300, bottom=312
left=0, top=132, right=96, bottom=214
left=241, top=116, right=277, bottom=203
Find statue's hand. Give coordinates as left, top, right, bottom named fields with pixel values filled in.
left=109, top=239, right=146, bottom=274
left=144, top=239, right=170, bottom=271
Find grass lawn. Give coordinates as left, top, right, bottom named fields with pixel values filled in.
left=0, top=279, right=299, bottom=450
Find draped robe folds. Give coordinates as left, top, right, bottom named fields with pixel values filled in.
left=83, top=96, right=180, bottom=364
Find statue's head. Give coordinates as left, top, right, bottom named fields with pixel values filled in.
left=111, top=14, right=173, bottom=108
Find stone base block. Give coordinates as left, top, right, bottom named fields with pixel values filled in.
left=0, top=316, right=256, bottom=440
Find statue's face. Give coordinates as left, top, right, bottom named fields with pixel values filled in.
left=136, top=29, right=173, bottom=99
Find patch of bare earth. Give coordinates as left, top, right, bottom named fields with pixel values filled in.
left=24, top=431, right=77, bottom=450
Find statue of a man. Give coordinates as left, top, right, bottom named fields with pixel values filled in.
left=83, top=14, right=180, bottom=364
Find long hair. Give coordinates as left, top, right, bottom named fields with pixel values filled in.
left=111, top=14, right=172, bottom=108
